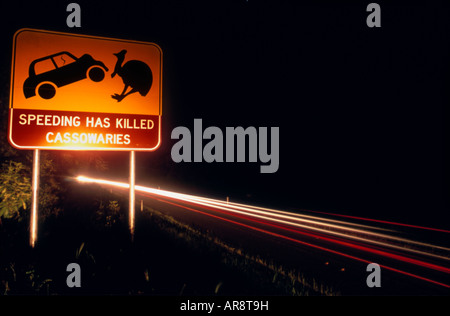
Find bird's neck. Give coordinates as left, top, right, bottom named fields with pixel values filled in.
left=113, top=56, right=125, bottom=75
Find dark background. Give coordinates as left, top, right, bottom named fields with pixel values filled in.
left=0, top=0, right=448, bottom=228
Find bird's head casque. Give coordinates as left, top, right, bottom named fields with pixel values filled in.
left=114, top=49, right=127, bottom=58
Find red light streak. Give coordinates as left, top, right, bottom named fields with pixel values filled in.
left=154, top=197, right=450, bottom=289
left=148, top=192, right=450, bottom=274
left=303, top=209, right=450, bottom=234
left=141, top=189, right=450, bottom=259
left=76, top=175, right=450, bottom=289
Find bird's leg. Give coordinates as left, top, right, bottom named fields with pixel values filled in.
left=112, top=85, right=130, bottom=102
left=120, top=88, right=138, bottom=99
left=112, top=87, right=139, bottom=102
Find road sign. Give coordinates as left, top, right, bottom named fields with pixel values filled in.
left=9, top=28, right=162, bottom=151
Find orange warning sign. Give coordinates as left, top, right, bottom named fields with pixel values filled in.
left=9, top=28, right=162, bottom=150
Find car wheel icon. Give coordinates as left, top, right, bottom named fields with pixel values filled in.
left=87, top=66, right=106, bottom=82
left=36, top=82, right=56, bottom=99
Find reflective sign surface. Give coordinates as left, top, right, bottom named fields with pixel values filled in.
left=9, top=29, right=162, bottom=150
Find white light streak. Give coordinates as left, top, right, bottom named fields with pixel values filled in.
left=75, top=175, right=450, bottom=261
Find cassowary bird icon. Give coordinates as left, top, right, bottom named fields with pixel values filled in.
left=111, top=49, right=153, bottom=102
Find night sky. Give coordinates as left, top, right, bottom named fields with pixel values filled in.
left=0, top=0, right=448, bottom=229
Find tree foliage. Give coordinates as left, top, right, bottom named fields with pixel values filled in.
left=0, top=160, right=31, bottom=219
left=0, top=154, right=63, bottom=221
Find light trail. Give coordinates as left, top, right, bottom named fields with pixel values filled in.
left=76, top=175, right=450, bottom=258
left=300, top=209, right=450, bottom=234
left=168, top=193, right=450, bottom=257
left=76, top=175, right=450, bottom=289
left=152, top=195, right=450, bottom=274
left=154, top=197, right=450, bottom=289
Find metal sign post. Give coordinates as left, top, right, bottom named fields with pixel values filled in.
left=30, top=149, right=39, bottom=247
left=129, top=150, right=135, bottom=239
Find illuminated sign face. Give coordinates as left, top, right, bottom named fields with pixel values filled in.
left=9, top=28, right=162, bottom=151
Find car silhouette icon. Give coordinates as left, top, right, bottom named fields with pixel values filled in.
left=23, top=51, right=109, bottom=99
